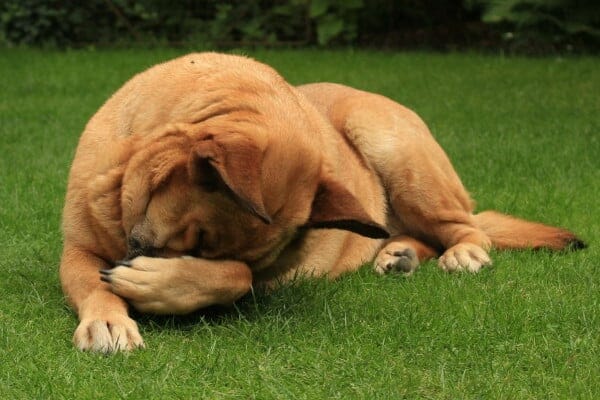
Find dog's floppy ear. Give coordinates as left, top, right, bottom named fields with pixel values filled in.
left=190, top=133, right=272, bottom=224
left=306, top=175, right=389, bottom=239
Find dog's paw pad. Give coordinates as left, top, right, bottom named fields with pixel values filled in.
left=374, top=247, right=419, bottom=275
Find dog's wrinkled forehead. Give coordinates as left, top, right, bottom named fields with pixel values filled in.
left=125, top=54, right=281, bottom=126
left=124, top=52, right=323, bottom=150
left=118, top=53, right=327, bottom=239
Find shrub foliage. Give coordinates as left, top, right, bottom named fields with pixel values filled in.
left=1, top=0, right=598, bottom=51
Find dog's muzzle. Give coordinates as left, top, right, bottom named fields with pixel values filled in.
left=125, top=236, right=156, bottom=260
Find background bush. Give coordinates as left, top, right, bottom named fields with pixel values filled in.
left=1, top=0, right=599, bottom=52
left=467, top=0, right=600, bottom=51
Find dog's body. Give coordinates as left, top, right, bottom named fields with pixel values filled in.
left=60, top=53, right=583, bottom=352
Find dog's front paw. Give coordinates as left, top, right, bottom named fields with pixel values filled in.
left=438, top=243, right=491, bottom=273
left=73, top=314, right=144, bottom=353
left=101, top=257, right=200, bottom=314
left=374, top=245, right=419, bottom=275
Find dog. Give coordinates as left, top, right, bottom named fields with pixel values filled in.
left=60, top=52, right=584, bottom=352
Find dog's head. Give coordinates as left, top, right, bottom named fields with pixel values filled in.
left=115, top=54, right=388, bottom=268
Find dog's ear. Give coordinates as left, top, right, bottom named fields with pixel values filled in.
left=306, top=175, right=389, bottom=239
left=190, top=133, right=272, bottom=224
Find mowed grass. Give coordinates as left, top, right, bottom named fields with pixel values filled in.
left=0, top=48, right=598, bottom=399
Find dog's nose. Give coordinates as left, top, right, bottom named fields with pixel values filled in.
left=128, top=237, right=142, bottom=251
left=126, top=236, right=154, bottom=259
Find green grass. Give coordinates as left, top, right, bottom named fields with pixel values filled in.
left=0, top=48, right=598, bottom=399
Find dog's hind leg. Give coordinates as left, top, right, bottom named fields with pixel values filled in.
left=299, top=83, right=493, bottom=272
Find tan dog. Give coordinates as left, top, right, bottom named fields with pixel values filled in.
left=60, top=53, right=584, bottom=352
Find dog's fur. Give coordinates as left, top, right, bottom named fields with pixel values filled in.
left=60, top=53, right=584, bottom=352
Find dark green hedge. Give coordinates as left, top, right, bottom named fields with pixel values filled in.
left=1, top=0, right=598, bottom=52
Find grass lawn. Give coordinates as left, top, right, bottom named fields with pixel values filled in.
left=0, top=48, right=598, bottom=399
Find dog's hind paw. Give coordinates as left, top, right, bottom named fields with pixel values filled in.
left=438, top=243, right=491, bottom=273
left=374, top=246, right=419, bottom=275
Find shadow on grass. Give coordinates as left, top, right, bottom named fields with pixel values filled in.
left=131, top=273, right=350, bottom=333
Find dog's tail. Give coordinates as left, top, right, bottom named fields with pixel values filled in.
left=474, top=210, right=586, bottom=251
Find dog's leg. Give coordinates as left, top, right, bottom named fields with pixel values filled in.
left=300, top=84, right=493, bottom=272
left=386, top=179, right=493, bottom=273
left=345, top=93, right=492, bottom=272
left=374, top=235, right=438, bottom=275
left=102, top=257, right=252, bottom=315
left=60, top=246, right=144, bottom=352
